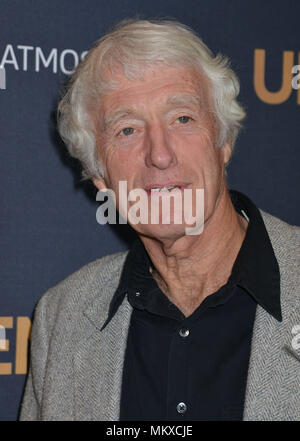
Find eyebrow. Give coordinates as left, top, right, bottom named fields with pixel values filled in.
left=102, top=109, right=136, bottom=131
left=165, top=93, right=203, bottom=108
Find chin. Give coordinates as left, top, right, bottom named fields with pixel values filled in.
left=133, top=222, right=189, bottom=242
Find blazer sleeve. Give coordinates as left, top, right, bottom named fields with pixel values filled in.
left=19, top=292, right=52, bottom=420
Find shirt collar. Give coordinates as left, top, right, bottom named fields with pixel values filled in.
left=101, top=189, right=281, bottom=331
left=228, top=190, right=281, bottom=321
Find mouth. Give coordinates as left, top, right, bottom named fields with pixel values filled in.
left=144, top=183, right=189, bottom=196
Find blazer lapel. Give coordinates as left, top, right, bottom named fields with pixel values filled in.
left=243, top=304, right=300, bottom=420
left=73, top=286, right=133, bottom=421
left=244, top=211, right=300, bottom=420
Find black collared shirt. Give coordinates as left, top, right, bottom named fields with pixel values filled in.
left=102, top=190, right=281, bottom=421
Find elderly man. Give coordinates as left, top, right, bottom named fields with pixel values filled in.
left=20, top=19, right=299, bottom=421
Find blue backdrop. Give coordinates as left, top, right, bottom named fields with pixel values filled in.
left=0, top=0, right=299, bottom=421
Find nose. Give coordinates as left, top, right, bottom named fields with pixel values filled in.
left=145, top=124, right=177, bottom=170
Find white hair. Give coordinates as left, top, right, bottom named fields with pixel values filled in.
left=58, top=18, right=246, bottom=180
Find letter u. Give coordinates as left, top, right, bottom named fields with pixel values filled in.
left=254, top=49, right=294, bottom=104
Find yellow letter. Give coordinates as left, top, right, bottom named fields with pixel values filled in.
left=15, top=317, right=32, bottom=375
left=254, top=49, right=294, bottom=104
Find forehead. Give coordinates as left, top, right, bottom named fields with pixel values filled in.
left=99, top=64, right=211, bottom=114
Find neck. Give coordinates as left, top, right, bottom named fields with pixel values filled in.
left=139, top=188, right=248, bottom=317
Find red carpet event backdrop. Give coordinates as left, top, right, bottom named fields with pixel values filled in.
left=0, top=0, right=299, bottom=421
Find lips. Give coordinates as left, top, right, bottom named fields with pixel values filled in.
left=150, top=185, right=180, bottom=192
left=144, top=183, right=189, bottom=196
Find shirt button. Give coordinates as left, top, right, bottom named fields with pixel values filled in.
left=176, top=402, right=187, bottom=414
left=179, top=328, right=190, bottom=337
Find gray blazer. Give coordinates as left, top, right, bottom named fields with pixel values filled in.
left=19, top=211, right=300, bottom=421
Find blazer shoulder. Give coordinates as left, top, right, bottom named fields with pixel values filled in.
left=34, top=250, right=128, bottom=326
left=260, top=210, right=300, bottom=257
left=260, top=210, right=299, bottom=308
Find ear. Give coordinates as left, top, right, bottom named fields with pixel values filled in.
left=92, top=178, right=107, bottom=191
left=220, top=141, right=232, bottom=165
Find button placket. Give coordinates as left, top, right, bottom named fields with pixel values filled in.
left=166, top=322, right=191, bottom=419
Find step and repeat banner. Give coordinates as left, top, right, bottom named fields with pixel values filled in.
left=0, top=0, right=299, bottom=421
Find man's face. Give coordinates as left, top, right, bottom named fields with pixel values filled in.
left=94, top=64, right=231, bottom=241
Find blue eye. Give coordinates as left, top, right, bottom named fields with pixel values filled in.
left=178, top=116, right=191, bottom=124
left=121, top=127, right=134, bottom=136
